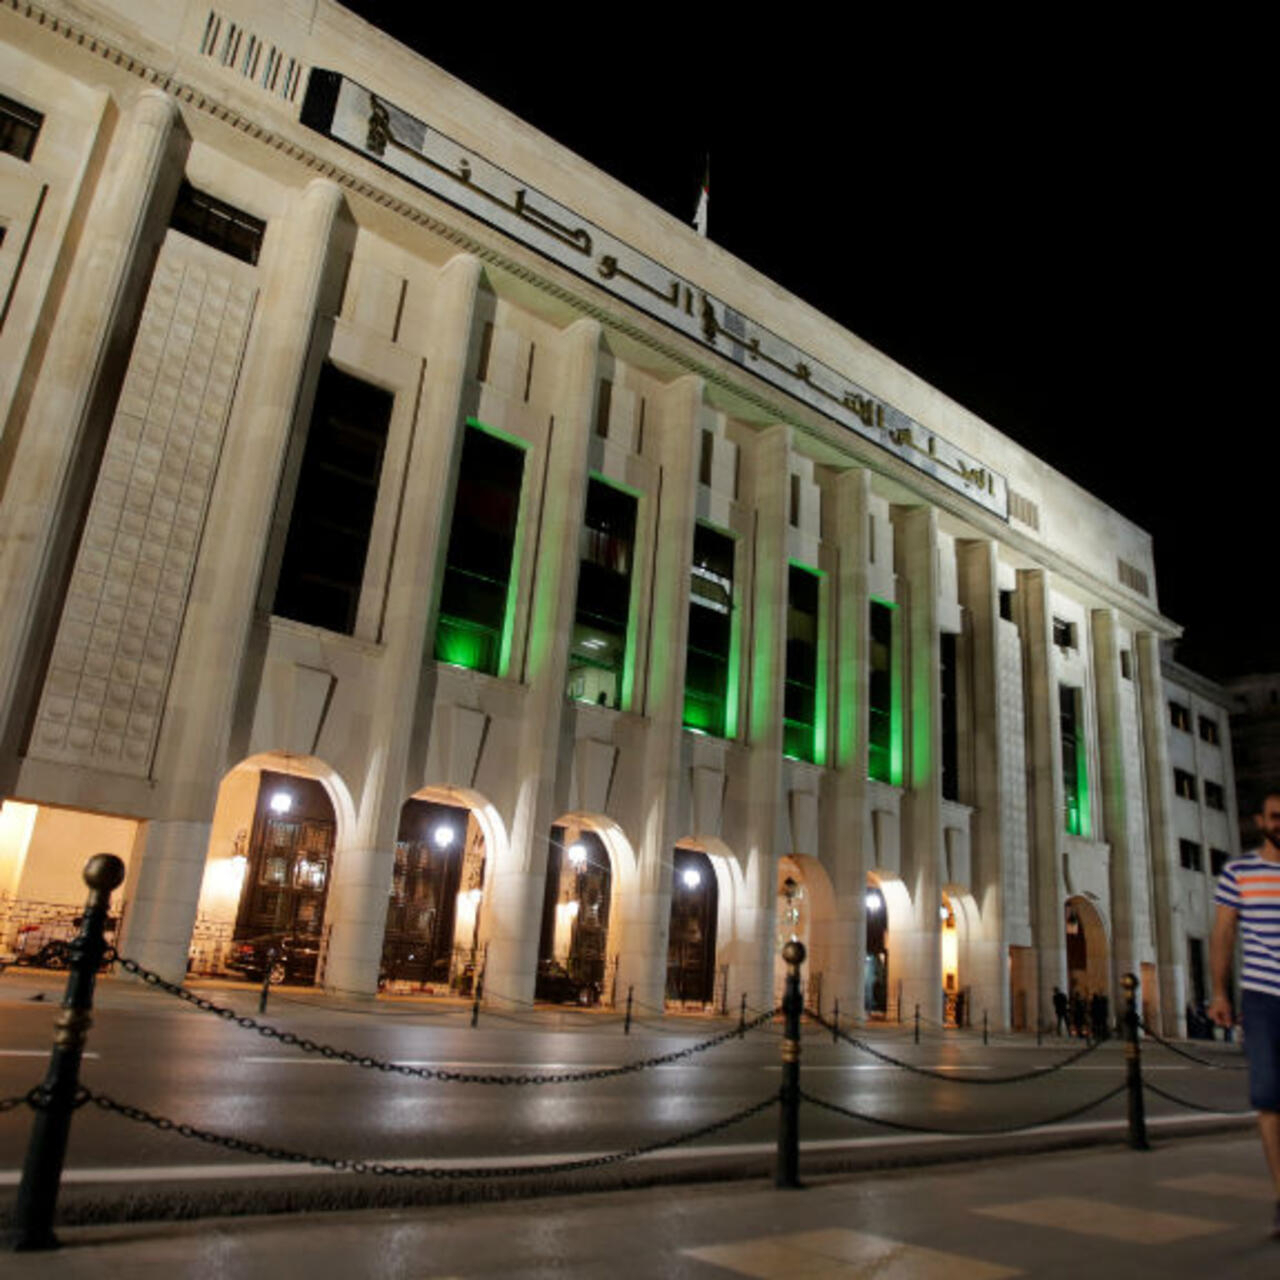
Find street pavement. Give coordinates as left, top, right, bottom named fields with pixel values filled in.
left=4, top=1132, right=1278, bottom=1278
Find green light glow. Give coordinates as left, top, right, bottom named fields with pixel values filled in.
left=435, top=616, right=497, bottom=672
left=868, top=598, right=902, bottom=785
left=725, top=600, right=740, bottom=740
left=1076, top=743, right=1091, bottom=837
left=814, top=570, right=829, bottom=767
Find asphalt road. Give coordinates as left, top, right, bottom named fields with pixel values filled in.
left=0, top=969, right=1254, bottom=1214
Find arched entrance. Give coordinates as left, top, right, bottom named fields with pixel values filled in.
left=536, top=823, right=613, bottom=1003
left=865, top=876, right=888, bottom=1016
left=380, top=796, right=486, bottom=990
left=666, top=846, right=718, bottom=1005
left=941, top=892, right=960, bottom=1026
left=1066, top=895, right=1109, bottom=1004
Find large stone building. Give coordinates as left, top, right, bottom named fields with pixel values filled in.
left=0, top=0, right=1200, bottom=1031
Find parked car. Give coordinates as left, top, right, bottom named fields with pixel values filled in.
left=533, top=959, right=598, bottom=1006
left=225, top=933, right=321, bottom=985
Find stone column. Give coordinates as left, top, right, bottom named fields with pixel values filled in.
left=723, top=424, right=789, bottom=1009
left=483, top=318, right=601, bottom=1006
left=0, top=91, right=183, bottom=784
left=323, top=253, right=483, bottom=996
left=1091, top=609, right=1139, bottom=987
left=119, top=178, right=347, bottom=981
left=1017, top=569, right=1066, bottom=1030
left=818, top=466, right=871, bottom=1019
left=616, top=375, right=703, bottom=1008
left=891, top=506, right=943, bottom=1020
left=1136, top=630, right=1184, bottom=1035
left=958, top=539, right=1009, bottom=1027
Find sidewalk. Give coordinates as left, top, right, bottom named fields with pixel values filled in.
left=6, top=1131, right=1277, bottom=1278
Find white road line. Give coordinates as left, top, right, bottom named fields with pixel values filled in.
left=0, top=1049, right=99, bottom=1059
left=0, top=1111, right=1246, bottom=1187
left=239, top=1057, right=626, bottom=1070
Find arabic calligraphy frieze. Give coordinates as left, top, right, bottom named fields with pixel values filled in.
left=300, top=70, right=1008, bottom=519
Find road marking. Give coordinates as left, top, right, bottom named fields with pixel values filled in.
left=0, top=1049, right=98, bottom=1058
left=685, top=1228, right=1022, bottom=1278
left=0, top=1111, right=1246, bottom=1188
left=1159, top=1172, right=1276, bottom=1200
left=974, top=1195, right=1227, bottom=1243
left=239, top=1057, right=627, bottom=1070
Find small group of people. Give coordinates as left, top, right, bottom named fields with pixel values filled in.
left=1051, top=985, right=1110, bottom=1041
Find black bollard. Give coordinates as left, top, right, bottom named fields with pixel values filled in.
left=832, top=999, right=839, bottom=1044
left=9, top=854, right=125, bottom=1252
left=1122, top=972, right=1149, bottom=1150
left=776, top=939, right=805, bottom=1189
left=914, top=1003, right=920, bottom=1044
left=983, top=1009, right=989, bottom=1046
left=624, top=985, right=633, bottom=1035
left=739, top=992, right=747, bottom=1040
left=258, top=949, right=274, bottom=1015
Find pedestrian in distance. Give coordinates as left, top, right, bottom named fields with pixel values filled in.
left=1210, top=787, right=1280, bottom=1240
left=1052, top=986, right=1069, bottom=1036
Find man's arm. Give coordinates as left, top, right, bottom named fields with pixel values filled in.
left=1209, top=901, right=1238, bottom=1026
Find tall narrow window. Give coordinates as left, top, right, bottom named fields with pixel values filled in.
left=683, top=523, right=735, bottom=737
left=566, top=478, right=638, bottom=709
left=783, top=565, right=821, bottom=762
left=869, top=600, right=900, bottom=785
left=273, top=363, right=392, bottom=635
left=434, top=424, right=526, bottom=675
left=0, top=93, right=43, bottom=162
left=940, top=632, right=959, bottom=802
left=1059, top=684, right=1090, bottom=836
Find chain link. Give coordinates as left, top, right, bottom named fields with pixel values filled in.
left=804, top=1008, right=1105, bottom=1084
left=112, top=953, right=777, bottom=1084
left=1137, top=1019, right=1248, bottom=1070
left=1141, top=1079, right=1255, bottom=1116
left=85, top=1087, right=778, bottom=1179
left=799, top=1081, right=1129, bottom=1136
left=0, top=1091, right=34, bottom=1113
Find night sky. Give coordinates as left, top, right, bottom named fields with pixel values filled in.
left=340, top=6, right=1271, bottom=679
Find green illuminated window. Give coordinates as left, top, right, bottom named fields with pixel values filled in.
left=1059, top=684, right=1090, bottom=836
left=683, top=523, right=735, bottom=737
left=783, top=564, right=822, bottom=762
left=567, top=478, right=638, bottom=709
left=869, top=600, right=901, bottom=784
left=434, top=424, right=526, bottom=675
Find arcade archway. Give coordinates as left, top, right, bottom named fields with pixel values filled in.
left=1066, top=895, right=1109, bottom=1002
left=666, top=846, right=719, bottom=1005
left=536, top=821, right=615, bottom=1003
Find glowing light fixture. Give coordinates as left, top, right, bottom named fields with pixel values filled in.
left=865, top=890, right=882, bottom=912
left=269, top=791, right=293, bottom=815
left=567, top=843, right=587, bottom=868
left=682, top=867, right=702, bottom=890
left=433, top=824, right=456, bottom=850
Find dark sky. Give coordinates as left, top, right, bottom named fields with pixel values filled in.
left=340, top=6, right=1271, bottom=679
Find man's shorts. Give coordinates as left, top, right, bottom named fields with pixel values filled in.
left=1242, top=988, right=1280, bottom=1111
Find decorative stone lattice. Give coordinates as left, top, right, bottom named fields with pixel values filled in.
left=29, top=240, right=257, bottom=776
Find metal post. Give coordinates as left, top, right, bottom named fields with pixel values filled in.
left=897, top=979, right=903, bottom=1023
left=775, top=939, right=805, bottom=1189
left=983, top=1009, right=989, bottom=1046
left=9, top=854, right=125, bottom=1252
left=1123, top=972, right=1149, bottom=1150
left=914, top=1003, right=920, bottom=1044
left=624, top=985, right=633, bottom=1035
left=739, top=992, right=747, bottom=1040
left=470, top=943, right=487, bottom=1028
left=832, top=999, right=839, bottom=1043
left=258, top=950, right=274, bottom=1015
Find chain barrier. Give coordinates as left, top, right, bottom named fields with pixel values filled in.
left=1, top=1089, right=36, bottom=1113
left=803, top=1007, right=1105, bottom=1084
left=1141, top=1079, right=1255, bottom=1116
left=799, top=1081, right=1129, bottom=1136
left=112, top=952, right=777, bottom=1084
left=83, top=1087, right=779, bottom=1179
left=1137, top=1019, right=1248, bottom=1070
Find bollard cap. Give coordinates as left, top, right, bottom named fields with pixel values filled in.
left=1121, top=972, right=1138, bottom=993
left=84, top=853, right=126, bottom=893
left=781, top=939, right=806, bottom=967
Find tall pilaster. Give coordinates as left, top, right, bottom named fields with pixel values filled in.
left=484, top=318, right=601, bottom=1005
left=323, top=253, right=483, bottom=996
left=818, top=466, right=871, bottom=1018
left=1091, top=609, right=1138, bottom=986
left=957, top=539, right=1009, bottom=1026
left=1017, top=568, right=1066, bottom=1028
left=892, top=506, right=942, bottom=1020
left=120, top=178, right=347, bottom=981
left=0, top=91, right=183, bottom=786
left=1136, top=630, right=1184, bottom=1035
left=616, top=375, right=703, bottom=1008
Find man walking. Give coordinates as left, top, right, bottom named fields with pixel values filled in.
left=1211, top=789, right=1280, bottom=1239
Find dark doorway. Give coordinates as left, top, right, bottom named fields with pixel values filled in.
left=536, top=827, right=611, bottom=1002
left=865, top=885, right=888, bottom=1015
left=666, top=848, right=718, bottom=1004
left=235, top=771, right=336, bottom=979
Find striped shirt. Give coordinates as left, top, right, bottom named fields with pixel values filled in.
left=1214, top=851, right=1280, bottom=998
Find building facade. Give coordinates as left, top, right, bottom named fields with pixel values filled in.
left=0, top=0, right=1195, bottom=1030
